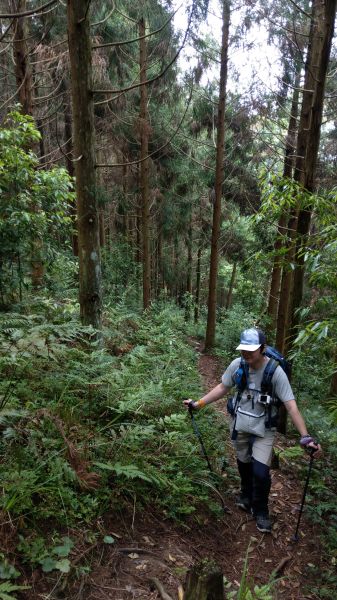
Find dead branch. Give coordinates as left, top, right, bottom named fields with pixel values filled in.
left=149, top=577, right=174, bottom=600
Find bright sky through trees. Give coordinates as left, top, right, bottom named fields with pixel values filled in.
left=173, top=0, right=282, bottom=98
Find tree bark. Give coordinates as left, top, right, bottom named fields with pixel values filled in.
left=225, top=260, right=237, bottom=310
left=13, top=0, right=33, bottom=116
left=139, top=17, right=151, bottom=310
left=275, top=210, right=298, bottom=355
left=194, top=245, right=202, bottom=323
left=289, top=0, right=336, bottom=343
left=13, top=0, right=45, bottom=289
left=268, top=76, right=300, bottom=337
left=62, top=78, right=78, bottom=256
left=67, top=0, right=102, bottom=330
left=205, top=0, right=230, bottom=351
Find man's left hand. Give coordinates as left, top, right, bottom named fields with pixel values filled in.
left=300, top=435, right=322, bottom=458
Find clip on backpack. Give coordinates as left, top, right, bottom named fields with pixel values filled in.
left=234, top=346, right=292, bottom=435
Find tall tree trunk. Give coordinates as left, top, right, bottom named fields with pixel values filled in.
left=139, top=17, right=151, bottom=310
left=156, top=225, right=163, bottom=297
left=288, top=0, right=336, bottom=343
left=67, top=0, right=102, bottom=330
left=14, top=0, right=33, bottom=116
left=13, top=0, right=45, bottom=289
left=225, top=261, right=237, bottom=311
left=186, top=213, right=193, bottom=294
left=61, top=79, right=78, bottom=256
left=268, top=76, right=301, bottom=338
left=275, top=211, right=298, bottom=355
left=205, top=0, right=230, bottom=351
left=194, top=245, right=202, bottom=323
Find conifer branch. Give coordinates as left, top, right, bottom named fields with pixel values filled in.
left=92, top=5, right=180, bottom=49
left=0, top=0, right=58, bottom=19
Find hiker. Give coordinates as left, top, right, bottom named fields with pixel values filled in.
left=184, top=327, right=322, bottom=533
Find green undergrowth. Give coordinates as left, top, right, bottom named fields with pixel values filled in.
left=0, top=298, right=229, bottom=580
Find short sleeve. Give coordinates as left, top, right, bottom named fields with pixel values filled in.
left=222, top=357, right=241, bottom=388
left=272, top=366, right=295, bottom=402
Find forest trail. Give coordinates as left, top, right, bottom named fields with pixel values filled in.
left=70, top=343, right=323, bottom=600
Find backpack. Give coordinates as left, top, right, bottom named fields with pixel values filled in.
left=232, top=346, right=292, bottom=435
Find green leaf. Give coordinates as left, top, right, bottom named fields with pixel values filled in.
left=103, top=536, right=115, bottom=544
left=52, top=537, right=74, bottom=558
left=55, top=559, right=71, bottom=573
left=40, top=557, right=57, bottom=573
left=0, top=561, right=20, bottom=581
left=0, top=581, right=30, bottom=600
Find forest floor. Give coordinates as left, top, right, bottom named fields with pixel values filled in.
left=24, top=342, right=324, bottom=600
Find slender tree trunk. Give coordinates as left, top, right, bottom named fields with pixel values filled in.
left=13, top=0, right=45, bottom=289
left=194, top=245, right=202, bottom=323
left=14, top=0, right=33, bottom=115
left=268, top=77, right=300, bottom=337
left=288, top=0, right=336, bottom=343
left=139, top=17, right=151, bottom=310
left=186, top=214, right=193, bottom=294
left=157, top=228, right=163, bottom=297
left=275, top=210, right=298, bottom=354
left=205, top=0, right=230, bottom=351
left=225, top=261, right=237, bottom=310
left=67, top=0, right=102, bottom=330
left=62, top=79, right=78, bottom=256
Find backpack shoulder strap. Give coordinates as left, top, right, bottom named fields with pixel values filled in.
left=234, top=358, right=249, bottom=392
left=261, top=358, right=279, bottom=394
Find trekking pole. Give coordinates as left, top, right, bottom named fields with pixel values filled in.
left=185, top=402, right=230, bottom=514
left=188, top=404, right=213, bottom=474
left=292, top=449, right=315, bottom=542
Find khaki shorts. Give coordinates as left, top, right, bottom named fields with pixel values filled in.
left=230, top=421, right=275, bottom=466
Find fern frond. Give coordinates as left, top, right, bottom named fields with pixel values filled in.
left=0, top=581, right=30, bottom=600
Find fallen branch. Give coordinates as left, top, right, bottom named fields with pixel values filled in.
left=273, top=554, right=292, bottom=575
left=149, top=577, right=174, bottom=600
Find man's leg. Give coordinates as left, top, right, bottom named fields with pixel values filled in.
left=251, top=431, right=275, bottom=533
left=232, top=432, right=253, bottom=511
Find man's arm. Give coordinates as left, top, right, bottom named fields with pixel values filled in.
left=183, top=382, right=230, bottom=409
left=284, top=399, right=308, bottom=436
left=284, top=399, right=322, bottom=457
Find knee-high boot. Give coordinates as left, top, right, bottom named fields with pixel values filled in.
left=252, top=460, right=271, bottom=516
left=237, top=459, right=253, bottom=503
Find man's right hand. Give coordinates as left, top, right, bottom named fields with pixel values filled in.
left=183, top=398, right=197, bottom=410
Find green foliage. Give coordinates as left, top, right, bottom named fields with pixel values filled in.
left=0, top=582, right=30, bottom=600
left=0, top=300, right=230, bottom=572
left=17, top=535, right=73, bottom=573
left=224, top=542, right=278, bottom=599
left=0, top=557, right=19, bottom=581
left=0, top=109, right=74, bottom=306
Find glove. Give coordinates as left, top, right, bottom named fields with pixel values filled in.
left=187, top=400, right=198, bottom=410
left=300, top=435, right=318, bottom=449
left=183, top=398, right=205, bottom=410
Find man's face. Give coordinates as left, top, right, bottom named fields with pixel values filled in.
left=241, top=347, right=264, bottom=368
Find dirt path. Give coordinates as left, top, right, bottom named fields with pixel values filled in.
left=63, top=346, right=324, bottom=600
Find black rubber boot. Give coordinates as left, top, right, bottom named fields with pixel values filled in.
left=252, top=461, right=272, bottom=532
left=236, top=460, right=253, bottom=511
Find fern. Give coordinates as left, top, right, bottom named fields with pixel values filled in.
left=93, top=461, right=163, bottom=486
left=0, top=582, right=30, bottom=600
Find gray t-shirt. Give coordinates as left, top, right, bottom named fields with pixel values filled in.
left=222, top=357, right=294, bottom=420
